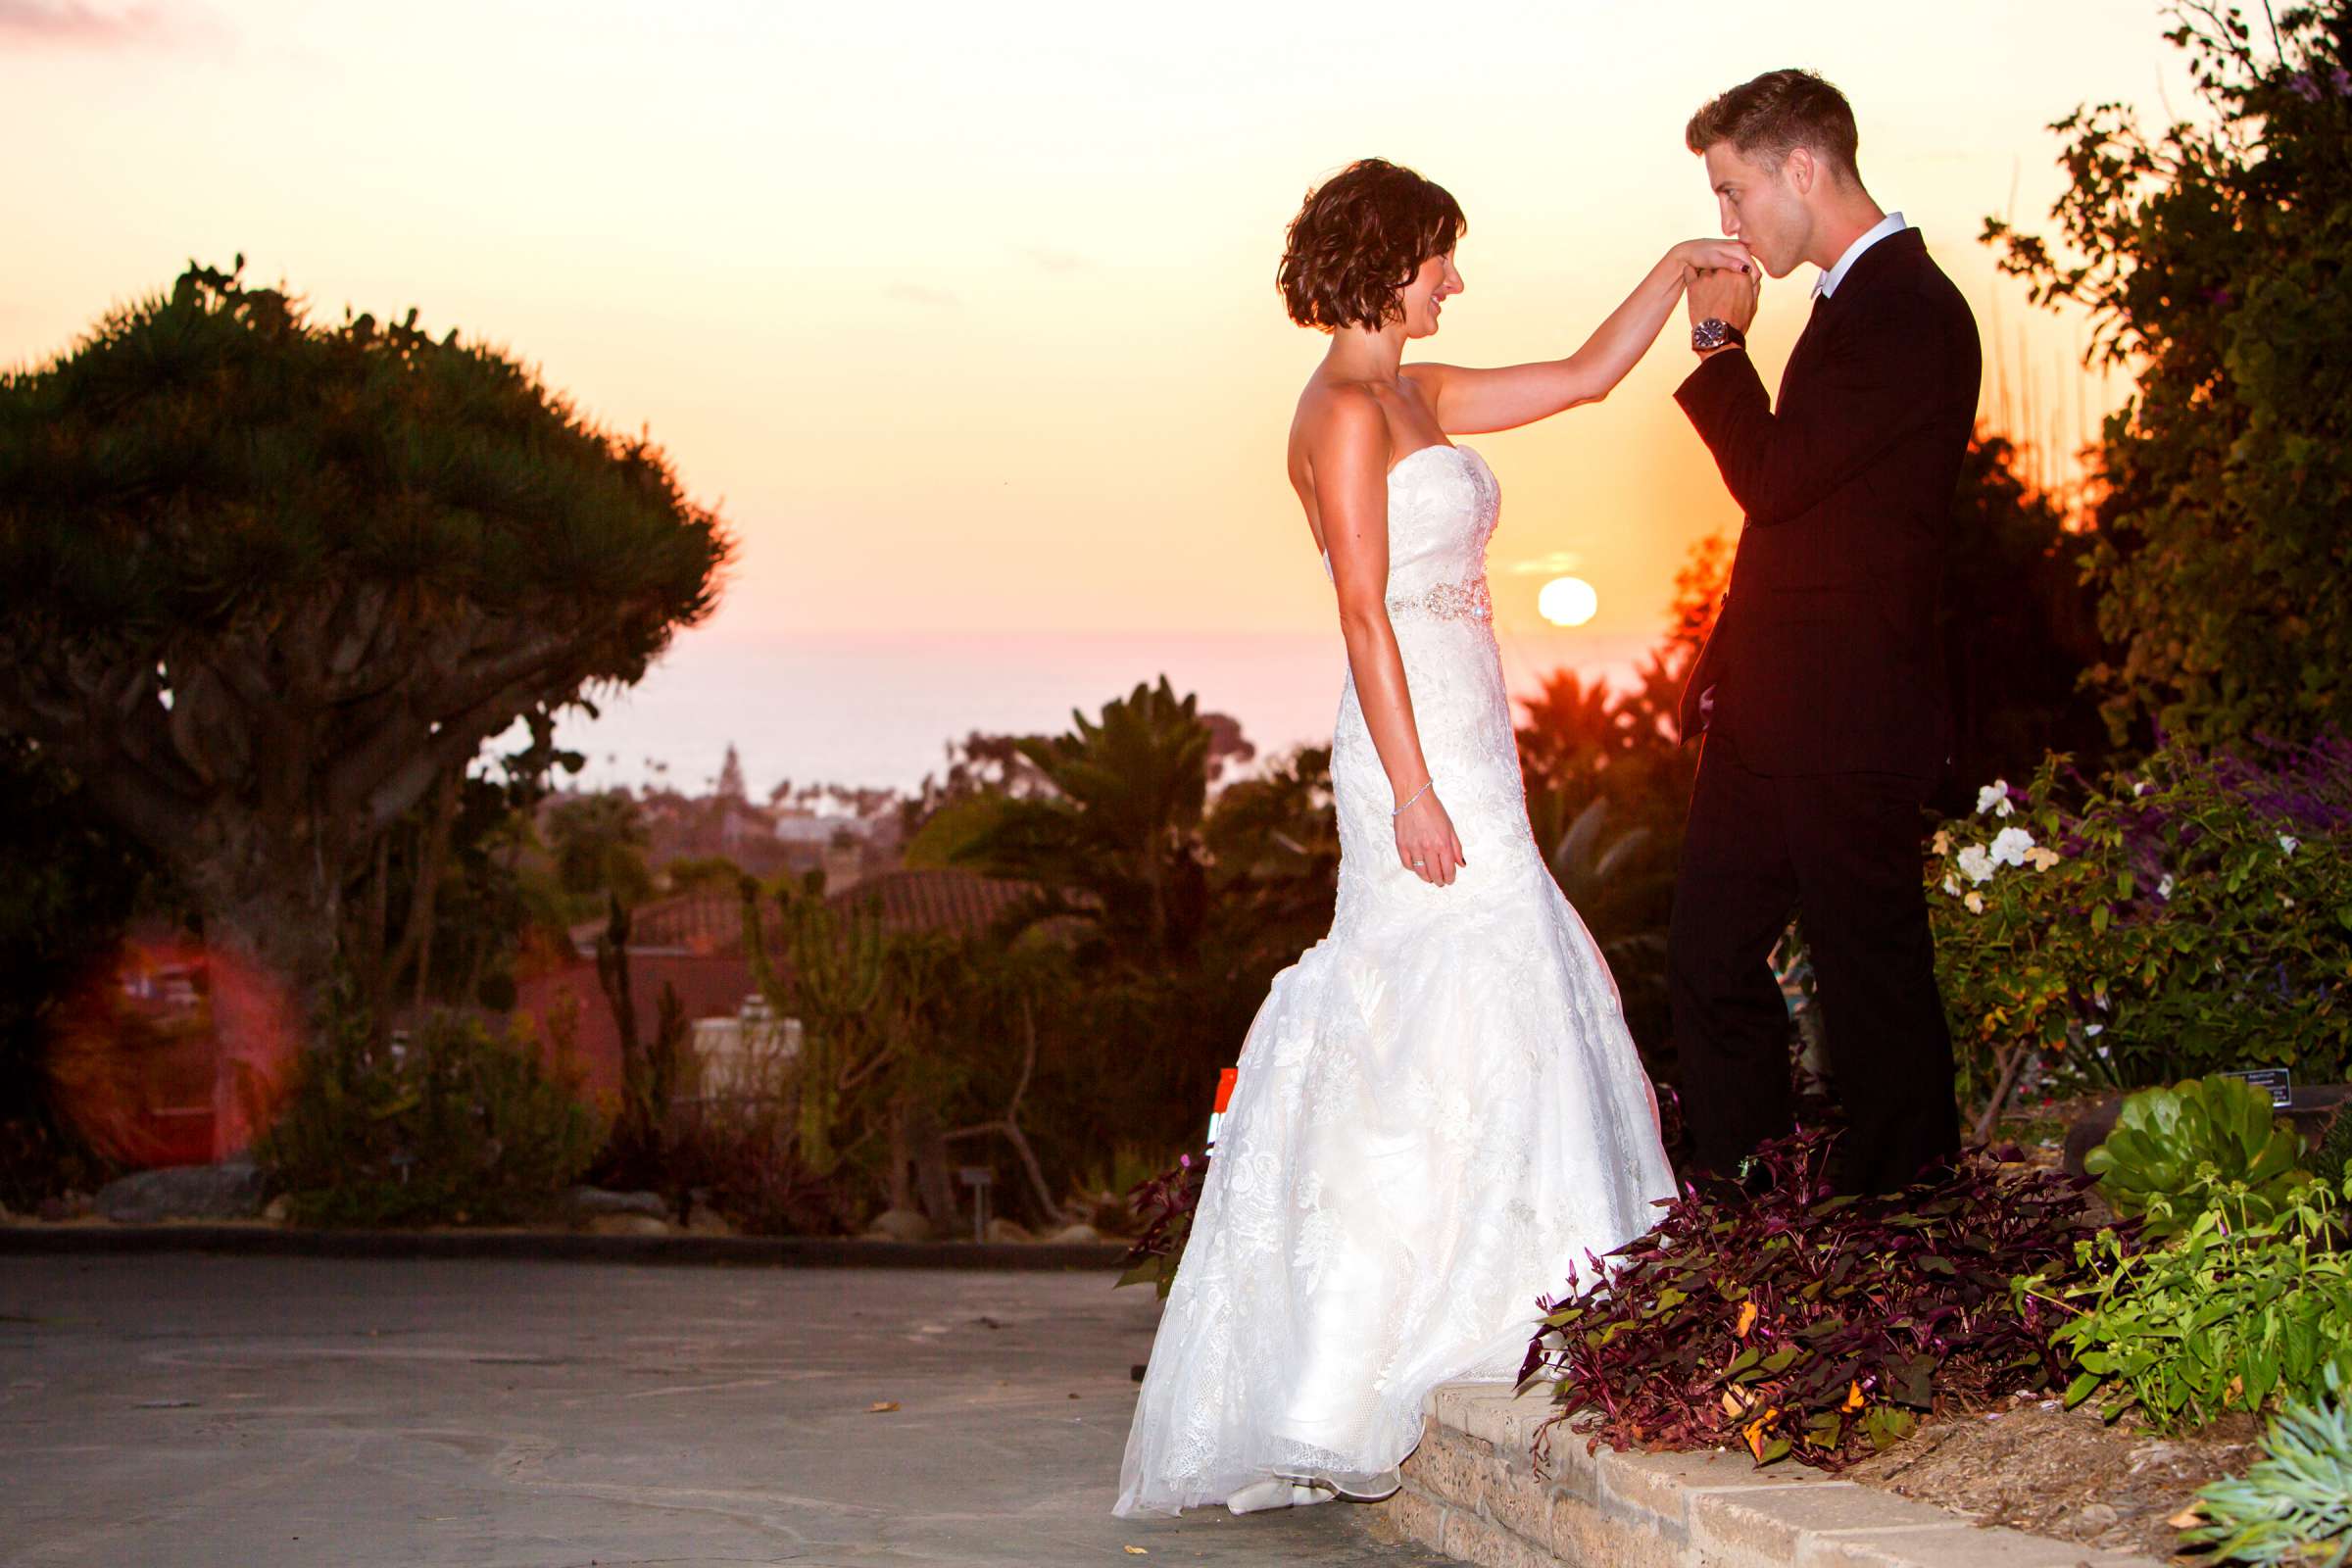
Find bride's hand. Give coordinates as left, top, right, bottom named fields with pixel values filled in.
left=1395, top=788, right=1466, bottom=887
left=1674, top=238, right=1751, bottom=278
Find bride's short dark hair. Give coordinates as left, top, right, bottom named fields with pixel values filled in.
left=1278, top=159, right=1465, bottom=333
left=1686, top=70, right=1861, bottom=182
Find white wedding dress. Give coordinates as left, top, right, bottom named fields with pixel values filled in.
left=1112, top=443, right=1678, bottom=1517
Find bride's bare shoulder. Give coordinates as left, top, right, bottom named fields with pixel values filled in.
left=1291, top=377, right=1390, bottom=461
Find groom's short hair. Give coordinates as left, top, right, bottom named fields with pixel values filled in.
left=1686, top=70, right=1861, bottom=182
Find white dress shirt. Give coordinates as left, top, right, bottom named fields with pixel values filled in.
left=1813, top=210, right=1908, bottom=299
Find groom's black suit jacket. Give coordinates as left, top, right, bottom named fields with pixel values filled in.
left=1673, top=227, right=1981, bottom=781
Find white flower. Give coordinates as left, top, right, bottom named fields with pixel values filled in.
left=2279, top=834, right=2301, bottom=856
left=1941, top=874, right=1961, bottom=897
left=2085, top=1023, right=2105, bottom=1038
left=1956, top=845, right=1995, bottom=884
left=2132, top=780, right=2153, bottom=797
left=2282, top=894, right=2297, bottom=908
left=1976, top=781, right=2014, bottom=817
left=1932, top=830, right=1952, bottom=856
left=2157, top=873, right=2176, bottom=900
left=1989, top=826, right=2036, bottom=867
left=2096, top=1045, right=2112, bottom=1059
left=1964, top=891, right=1985, bottom=914
left=2093, top=989, right=2110, bottom=1011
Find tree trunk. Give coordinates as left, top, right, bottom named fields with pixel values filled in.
left=909, top=1100, right=957, bottom=1231
left=189, top=872, right=343, bottom=1161
left=885, top=1101, right=913, bottom=1212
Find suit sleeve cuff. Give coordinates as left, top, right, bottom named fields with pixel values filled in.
left=1673, top=346, right=1750, bottom=410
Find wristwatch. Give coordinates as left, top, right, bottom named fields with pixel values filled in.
left=1691, top=318, right=1746, bottom=354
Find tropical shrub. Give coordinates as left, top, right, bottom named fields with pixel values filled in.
left=1986, top=2, right=2352, bottom=750
left=2315, top=1105, right=2352, bottom=1190
left=2183, top=1383, right=2352, bottom=1566
left=2031, top=1179, right=2352, bottom=1432
left=1522, top=1130, right=2102, bottom=1470
left=1928, top=735, right=2352, bottom=1116
left=2087, top=1074, right=2311, bottom=1240
left=258, top=1010, right=604, bottom=1227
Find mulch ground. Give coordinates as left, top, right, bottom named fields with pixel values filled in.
left=1845, top=1393, right=2262, bottom=1562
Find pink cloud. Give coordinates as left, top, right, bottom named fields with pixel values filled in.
left=0, top=2, right=222, bottom=48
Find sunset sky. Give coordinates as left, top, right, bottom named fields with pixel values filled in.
left=3, top=0, right=2183, bottom=790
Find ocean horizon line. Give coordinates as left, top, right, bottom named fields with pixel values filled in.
left=548, top=625, right=1664, bottom=799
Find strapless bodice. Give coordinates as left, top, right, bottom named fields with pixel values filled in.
left=1319, top=443, right=1499, bottom=625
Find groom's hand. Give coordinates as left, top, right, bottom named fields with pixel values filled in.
left=1688, top=266, right=1760, bottom=340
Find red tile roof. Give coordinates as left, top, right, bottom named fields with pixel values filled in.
left=824, top=869, right=1035, bottom=938
left=578, top=870, right=1038, bottom=957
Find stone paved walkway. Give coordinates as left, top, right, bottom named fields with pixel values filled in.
left=0, top=1255, right=1453, bottom=1567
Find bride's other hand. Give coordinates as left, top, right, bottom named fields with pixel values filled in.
left=1674, top=238, right=1751, bottom=279
left=1395, top=790, right=1466, bottom=886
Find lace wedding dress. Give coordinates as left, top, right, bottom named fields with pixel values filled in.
left=1112, top=442, right=1678, bottom=1518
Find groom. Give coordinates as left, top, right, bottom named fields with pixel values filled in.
left=1666, top=70, right=1981, bottom=1196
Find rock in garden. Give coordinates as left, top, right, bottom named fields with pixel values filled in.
left=684, top=1207, right=735, bottom=1237
left=95, top=1161, right=265, bottom=1223
left=262, top=1196, right=290, bottom=1224
left=1043, top=1222, right=1102, bottom=1245
left=863, top=1207, right=934, bottom=1243
left=983, top=1217, right=1033, bottom=1243
left=564, top=1186, right=668, bottom=1222
left=586, top=1212, right=670, bottom=1237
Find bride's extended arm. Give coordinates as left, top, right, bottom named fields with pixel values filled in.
left=1410, top=238, right=1750, bottom=434
left=1311, top=393, right=1465, bottom=887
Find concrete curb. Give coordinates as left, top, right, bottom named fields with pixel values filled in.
left=1354, top=1379, right=2170, bottom=1568
left=0, top=1222, right=1128, bottom=1271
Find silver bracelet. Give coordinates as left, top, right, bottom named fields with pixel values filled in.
left=1393, top=778, right=1436, bottom=816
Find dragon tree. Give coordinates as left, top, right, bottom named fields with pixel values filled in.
left=0, top=260, right=730, bottom=1152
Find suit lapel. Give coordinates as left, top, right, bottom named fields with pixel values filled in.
left=1782, top=228, right=1922, bottom=395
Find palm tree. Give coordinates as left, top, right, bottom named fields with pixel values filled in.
left=950, top=677, right=1212, bottom=968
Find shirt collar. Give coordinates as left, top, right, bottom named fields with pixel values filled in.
left=1813, top=210, right=1907, bottom=300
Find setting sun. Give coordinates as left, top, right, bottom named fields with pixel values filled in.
left=1538, top=576, right=1599, bottom=628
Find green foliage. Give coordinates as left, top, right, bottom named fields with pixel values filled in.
left=948, top=676, right=1212, bottom=968
left=1986, top=4, right=2352, bottom=746
left=2034, top=1179, right=2352, bottom=1431
left=2184, top=1384, right=2352, bottom=1565
left=1927, top=737, right=2352, bottom=1107
left=1935, top=431, right=2112, bottom=797
left=0, top=259, right=729, bottom=1043
left=743, top=874, right=896, bottom=1176
left=1544, top=795, right=1675, bottom=1027
left=547, top=791, right=655, bottom=909
left=2087, top=1075, right=2312, bottom=1240
left=2315, top=1105, right=2352, bottom=1189
left=257, top=1010, right=604, bottom=1227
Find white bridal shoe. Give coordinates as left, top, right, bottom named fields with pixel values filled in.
left=1224, top=1477, right=1340, bottom=1514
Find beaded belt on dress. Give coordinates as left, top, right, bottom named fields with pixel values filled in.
left=1386, top=576, right=1493, bottom=623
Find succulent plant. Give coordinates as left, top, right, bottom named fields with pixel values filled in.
left=2182, top=1380, right=2352, bottom=1565
left=2085, top=1074, right=2309, bottom=1240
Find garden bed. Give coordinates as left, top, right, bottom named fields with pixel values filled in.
left=1846, top=1395, right=2260, bottom=1563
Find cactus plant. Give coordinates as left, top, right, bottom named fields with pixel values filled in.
left=742, top=872, right=892, bottom=1175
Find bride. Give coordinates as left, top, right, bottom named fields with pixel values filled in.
left=1112, top=158, right=1750, bottom=1519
